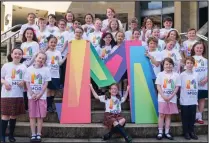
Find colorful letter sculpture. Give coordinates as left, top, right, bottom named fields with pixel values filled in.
left=104, top=42, right=127, bottom=82
left=58, top=40, right=115, bottom=124
left=126, top=41, right=158, bottom=124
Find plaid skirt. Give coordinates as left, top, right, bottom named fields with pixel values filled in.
left=1, top=97, right=25, bottom=116
left=104, top=112, right=125, bottom=129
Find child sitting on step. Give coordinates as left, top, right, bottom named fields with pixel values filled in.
left=90, top=83, right=132, bottom=143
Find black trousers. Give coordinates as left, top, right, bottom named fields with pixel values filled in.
left=181, top=105, right=196, bottom=134
left=60, top=57, right=67, bottom=85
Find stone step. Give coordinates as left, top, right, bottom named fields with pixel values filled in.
left=8, top=135, right=209, bottom=142
left=14, top=121, right=208, bottom=138
left=17, top=109, right=208, bottom=123
left=55, top=98, right=208, bottom=110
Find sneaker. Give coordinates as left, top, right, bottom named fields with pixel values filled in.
left=30, top=135, right=36, bottom=141
left=189, top=132, right=198, bottom=140
left=156, top=133, right=163, bottom=140
left=36, top=135, right=42, bottom=141
left=196, top=119, right=204, bottom=124
left=184, top=133, right=191, bottom=140
left=165, top=133, right=174, bottom=140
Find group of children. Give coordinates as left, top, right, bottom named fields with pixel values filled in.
left=1, top=7, right=207, bottom=143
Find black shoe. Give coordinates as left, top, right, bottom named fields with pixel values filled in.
left=9, top=136, right=16, bottom=142
left=184, top=133, right=191, bottom=140
left=156, top=133, right=163, bottom=140
left=115, top=125, right=132, bottom=143
left=189, top=132, right=198, bottom=140
left=102, top=132, right=112, bottom=140
left=165, top=133, right=174, bottom=140
left=1, top=137, right=5, bottom=143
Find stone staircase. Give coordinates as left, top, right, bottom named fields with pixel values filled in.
left=14, top=90, right=208, bottom=141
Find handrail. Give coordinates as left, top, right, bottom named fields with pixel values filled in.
left=180, top=33, right=208, bottom=41
left=1, top=24, right=22, bottom=36
left=1, top=30, right=20, bottom=43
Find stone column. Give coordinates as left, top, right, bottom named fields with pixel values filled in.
left=189, top=2, right=198, bottom=30
left=174, top=1, right=182, bottom=33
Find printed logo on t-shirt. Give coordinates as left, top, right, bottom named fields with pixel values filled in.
left=194, top=59, right=204, bottom=67
left=109, top=98, right=121, bottom=114
left=11, top=69, right=23, bottom=79
left=58, top=36, right=64, bottom=44
left=92, top=36, right=101, bottom=44
left=101, top=48, right=111, bottom=59
left=186, top=79, right=198, bottom=96
left=163, top=78, right=175, bottom=96
left=31, top=72, right=43, bottom=92
left=49, top=29, right=55, bottom=34
left=51, top=56, right=59, bottom=65
left=167, top=53, right=177, bottom=61
left=23, top=47, right=33, bottom=56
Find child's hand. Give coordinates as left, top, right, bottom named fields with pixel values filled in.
left=32, top=93, right=37, bottom=100
left=162, top=95, right=169, bottom=102
left=35, top=93, right=42, bottom=100
left=141, top=27, right=147, bottom=34
left=199, top=78, right=208, bottom=86
left=4, top=81, right=11, bottom=91
left=89, top=84, right=93, bottom=88
left=126, top=85, right=130, bottom=91
left=17, top=81, right=24, bottom=88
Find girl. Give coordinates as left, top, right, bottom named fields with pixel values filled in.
left=108, top=18, right=120, bottom=40
left=132, top=28, right=147, bottom=46
left=125, top=17, right=138, bottom=40
left=102, top=8, right=123, bottom=33
left=160, top=38, right=182, bottom=73
left=24, top=52, right=51, bottom=141
left=46, top=14, right=59, bottom=36
left=65, top=11, right=75, bottom=34
left=141, top=17, right=154, bottom=42
left=96, top=32, right=116, bottom=60
left=1, top=48, right=27, bottom=143
left=45, top=35, right=67, bottom=112
left=151, top=26, right=166, bottom=52
left=180, top=57, right=198, bottom=140
left=191, top=42, right=208, bottom=124
left=145, top=37, right=162, bottom=77
left=155, top=58, right=181, bottom=140
left=37, top=18, right=51, bottom=52
left=19, top=13, right=39, bottom=40
left=69, top=19, right=87, bottom=40
left=82, top=13, right=95, bottom=37
left=88, top=18, right=103, bottom=48
left=166, top=29, right=181, bottom=52
left=55, top=19, right=70, bottom=88
left=89, top=83, right=132, bottom=143
left=111, top=31, right=125, bottom=54
left=182, top=28, right=198, bottom=57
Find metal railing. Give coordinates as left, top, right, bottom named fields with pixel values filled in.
left=180, top=33, right=208, bottom=41
left=1, top=24, right=22, bottom=56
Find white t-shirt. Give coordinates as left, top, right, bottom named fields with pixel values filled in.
left=149, top=50, right=162, bottom=76
left=159, top=28, right=174, bottom=39
left=180, top=71, right=198, bottom=105
left=182, top=40, right=198, bottom=57
left=95, top=45, right=112, bottom=60
left=82, top=24, right=95, bottom=37
left=173, top=42, right=181, bottom=52
left=68, top=33, right=88, bottom=41
left=46, top=25, right=59, bottom=36
left=102, top=19, right=123, bottom=32
left=193, top=55, right=208, bottom=90
left=88, top=31, right=103, bottom=48
left=66, top=22, right=74, bottom=34
left=155, top=71, right=181, bottom=103
left=24, top=66, right=51, bottom=100
left=1, top=62, right=27, bottom=98
left=19, top=23, right=40, bottom=36
left=161, top=49, right=182, bottom=73
left=141, top=29, right=152, bottom=42
left=98, top=95, right=126, bottom=114
left=45, top=50, right=62, bottom=78
left=21, top=41, right=40, bottom=66
left=54, top=30, right=70, bottom=57
left=157, top=39, right=166, bottom=52
left=125, top=30, right=133, bottom=40
left=37, top=29, right=51, bottom=51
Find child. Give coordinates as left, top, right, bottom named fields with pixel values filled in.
left=88, top=18, right=103, bottom=48
left=132, top=28, right=147, bottom=46
left=145, top=37, right=162, bottom=77
left=141, top=17, right=154, bottom=42
left=45, top=35, right=67, bottom=112
left=46, top=14, right=59, bottom=36
left=1, top=48, right=27, bottom=143
left=125, top=17, right=138, bottom=40
left=160, top=16, right=174, bottom=39
left=69, top=19, right=87, bottom=40
left=82, top=13, right=95, bottom=37
left=54, top=19, right=70, bottom=88
left=89, top=83, right=132, bottom=143
left=65, top=11, right=75, bottom=34
left=166, top=29, right=181, bottom=52
left=19, top=13, right=39, bottom=40
left=24, top=52, right=51, bottom=141
left=108, top=18, right=120, bottom=40
left=37, top=18, right=51, bottom=52
left=111, top=31, right=125, bottom=54
left=155, top=58, right=181, bottom=140
left=151, top=26, right=166, bottom=52
left=182, top=28, right=198, bottom=57
left=191, top=42, right=208, bottom=124
left=102, top=8, right=123, bottom=32
left=161, top=38, right=182, bottom=73
left=95, top=32, right=116, bottom=60
left=180, top=57, right=198, bottom=140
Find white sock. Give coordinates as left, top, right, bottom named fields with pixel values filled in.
left=196, top=112, right=200, bottom=120
left=165, top=128, right=170, bottom=134
left=158, top=128, right=163, bottom=134
left=199, top=112, right=203, bottom=120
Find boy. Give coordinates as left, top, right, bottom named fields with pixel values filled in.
left=160, top=16, right=174, bottom=39
left=125, top=17, right=138, bottom=40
